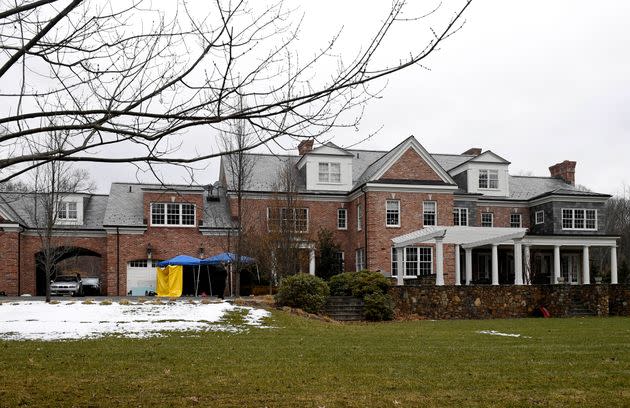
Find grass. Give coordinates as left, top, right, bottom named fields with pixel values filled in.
left=0, top=313, right=629, bottom=407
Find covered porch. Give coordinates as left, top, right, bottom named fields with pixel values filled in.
left=391, top=226, right=619, bottom=286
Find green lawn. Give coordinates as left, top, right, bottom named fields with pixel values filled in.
left=1, top=311, right=629, bottom=407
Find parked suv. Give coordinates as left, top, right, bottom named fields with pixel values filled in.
left=81, top=277, right=101, bottom=296
left=50, top=275, right=83, bottom=296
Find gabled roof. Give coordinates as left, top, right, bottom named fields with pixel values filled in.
left=295, top=142, right=354, bottom=169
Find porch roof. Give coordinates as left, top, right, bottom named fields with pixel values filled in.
left=391, top=226, right=527, bottom=248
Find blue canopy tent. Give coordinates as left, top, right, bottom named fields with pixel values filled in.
left=201, top=252, right=258, bottom=297
left=156, top=255, right=210, bottom=297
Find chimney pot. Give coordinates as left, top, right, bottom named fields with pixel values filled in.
left=462, top=148, right=482, bottom=156
left=549, top=160, right=576, bottom=185
left=298, top=139, right=314, bottom=155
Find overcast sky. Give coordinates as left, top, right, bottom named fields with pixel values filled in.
left=77, top=0, right=629, bottom=195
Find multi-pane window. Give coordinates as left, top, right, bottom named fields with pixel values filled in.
left=57, top=201, right=78, bottom=220
left=481, top=212, right=493, bottom=227
left=334, top=251, right=345, bottom=273
left=423, top=201, right=436, bottom=226
left=510, top=213, right=522, bottom=228
left=391, top=248, right=398, bottom=276
left=479, top=169, right=499, bottom=189
left=562, top=209, right=597, bottom=230
left=337, top=208, right=347, bottom=230
left=404, top=247, right=433, bottom=277
left=318, top=162, right=341, bottom=183
left=151, top=203, right=196, bottom=226
left=355, top=248, right=365, bottom=271
left=535, top=210, right=544, bottom=224
left=453, top=207, right=468, bottom=226
left=267, top=207, right=309, bottom=232
left=357, top=203, right=362, bottom=231
left=129, top=259, right=162, bottom=268
left=386, top=200, right=400, bottom=227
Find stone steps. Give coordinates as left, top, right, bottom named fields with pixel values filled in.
left=325, top=296, right=364, bottom=321
left=569, top=298, right=596, bottom=316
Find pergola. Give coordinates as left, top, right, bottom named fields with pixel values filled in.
left=391, top=226, right=619, bottom=286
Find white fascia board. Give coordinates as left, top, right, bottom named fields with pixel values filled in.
left=528, top=195, right=609, bottom=207
left=476, top=200, right=529, bottom=208
left=200, top=229, right=235, bottom=236
left=23, top=229, right=107, bottom=238
left=0, top=223, right=22, bottom=232
left=234, top=191, right=350, bottom=202
left=392, top=228, right=447, bottom=248
left=105, top=227, right=147, bottom=235
left=363, top=183, right=458, bottom=193
left=522, top=235, right=618, bottom=247
left=370, top=137, right=456, bottom=184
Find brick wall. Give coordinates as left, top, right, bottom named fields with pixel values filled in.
left=390, top=284, right=629, bottom=319
left=475, top=205, right=530, bottom=228
left=380, top=148, right=442, bottom=181
left=0, top=231, right=19, bottom=295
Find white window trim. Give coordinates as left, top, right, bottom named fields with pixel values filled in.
left=391, top=247, right=398, bottom=277
left=453, top=207, right=468, bottom=226
left=355, top=248, right=365, bottom=271
left=401, top=246, right=433, bottom=278
left=561, top=208, right=597, bottom=231
left=510, top=213, right=522, bottom=228
left=386, top=199, right=401, bottom=228
left=478, top=169, right=500, bottom=190
left=317, top=161, right=342, bottom=184
left=357, top=203, right=362, bottom=231
left=481, top=212, right=494, bottom=227
left=423, top=201, right=437, bottom=226
left=535, top=210, right=545, bottom=225
left=337, top=208, right=347, bottom=230
left=151, top=203, right=196, bottom=227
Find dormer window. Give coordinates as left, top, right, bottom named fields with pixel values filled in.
left=57, top=201, right=78, bottom=220
left=479, top=169, right=499, bottom=189
left=318, top=162, right=341, bottom=183
left=151, top=203, right=196, bottom=227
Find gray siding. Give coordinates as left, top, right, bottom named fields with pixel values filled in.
left=453, top=171, right=468, bottom=192
left=453, top=200, right=477, bottom=227
left=529, top=200, right=607, bottom=235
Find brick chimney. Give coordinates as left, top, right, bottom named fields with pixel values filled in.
left=462, top=147, right=482, bottom=156
left=549, top=160, right=576, bottom=185
left=298, top=139, right=314, bottom=155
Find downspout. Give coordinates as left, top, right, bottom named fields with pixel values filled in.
left=362, top=186, right=368, bottom=270
left=17, top=229, right=21, bottom=295
left=116, top=227, right=120, bottom=296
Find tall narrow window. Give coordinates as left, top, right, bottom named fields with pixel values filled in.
left=337, top=208, right=347, bottom=230
left=357, top=203, right=362, bottom=231
left=510, top=213, right=522, bottom=228
left=391, top=248, right=398, bottom=276
left=386, top=200, right=400, bottom=227
left=535, top=210, right=544, bottom=224
left=453, top=207, right=468, bottom=226
left=355, top=248, right=365, bottom=271
left=423, top=201, right=436, bottom=226
left=405, top=247, right=418, bottom=276
left=481, top=212, right=493, bottom=227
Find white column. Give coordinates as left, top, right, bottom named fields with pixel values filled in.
left=309, top=247, right=316, bottom=275
left=514, top=240, right=523, bottom=285
left=396, top=247, right=405, bottom=286
left=454, top=244, right=461, bottom=286
left=435, top=238, right=444, bottom=286
left=491, top=244, right=499, bottom=285
left=611, top=246, right=618, bottom=284
left=582, top=246, right=590, bottom=285
left=465, top=248, right=473, bottom=285
left=553, top=245, right=561, bottom=284
left=524, top=245, right=531, bottom=285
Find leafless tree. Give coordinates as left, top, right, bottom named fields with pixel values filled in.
left=0, top=0, right=472, bottom=183
left=22, top=131, right=94, bottom=302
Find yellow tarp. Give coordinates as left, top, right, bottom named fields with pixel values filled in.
left=156, top=265, right=183, bottom=297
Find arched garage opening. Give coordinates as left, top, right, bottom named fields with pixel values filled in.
left=35, top=247, right=103, bottom=296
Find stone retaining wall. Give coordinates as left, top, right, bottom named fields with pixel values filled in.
left=390, top=284, right=630, bottom=319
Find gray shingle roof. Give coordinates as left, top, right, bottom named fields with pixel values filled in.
left=432, top=153, right=475, bottom=171
left=506, top=176, right=609, bottom=200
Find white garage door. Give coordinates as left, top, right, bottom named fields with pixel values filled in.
left=127, top=260, right=158, bottom=296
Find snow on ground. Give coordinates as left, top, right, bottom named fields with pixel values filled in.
left=0, top=300, right=271, bottom=341
left=477, top=330, right=532, bottom=339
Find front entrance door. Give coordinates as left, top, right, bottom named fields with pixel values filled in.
left=561, top=254, right=580, bottom=284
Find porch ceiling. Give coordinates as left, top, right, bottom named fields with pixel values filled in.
left=392, top=226, right=527, bottom=248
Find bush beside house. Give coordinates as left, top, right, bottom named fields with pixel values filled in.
left=329, top=271, right=394, bottom=321
left=274, top=274, right=330, bottom=314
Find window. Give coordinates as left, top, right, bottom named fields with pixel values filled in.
left=357, top=203, right=362, bottom=231
left=481, top=212, right=493, bottom=227
left=129, top=259, right=162, bottom=268
left=318, top=162, right=341, bottom=183
left=267, top=207, right=309, bottom=232
left=355, top=248, right=365, bottom=271
left=404, top=247, right=433, bottom=277
left=386, top=200, right=400, bottom=227
left=334, top=251, right=345, bottom=273
left=453, top=207, right=468, bottom=226
left=535, top=210, right=544, bottom=224
left=151, top=203, right=196, bottom=226
left=423, top=201, right=436, bottom=226
left=479, top=169, right=499, bottom=189
left=562, top=209, right=597, bottom=231
left=337, top=208, right=347, bottom=230
left=510, top=213, right=522, bottom=228
left=391, top=248, right=398, bottom=276
left=57, top=201, right=78, bottom=220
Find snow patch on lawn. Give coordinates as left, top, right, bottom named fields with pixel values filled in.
left=477, top=330, right=532, bottom=339
left=0, top=300, right=270, bottom=341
